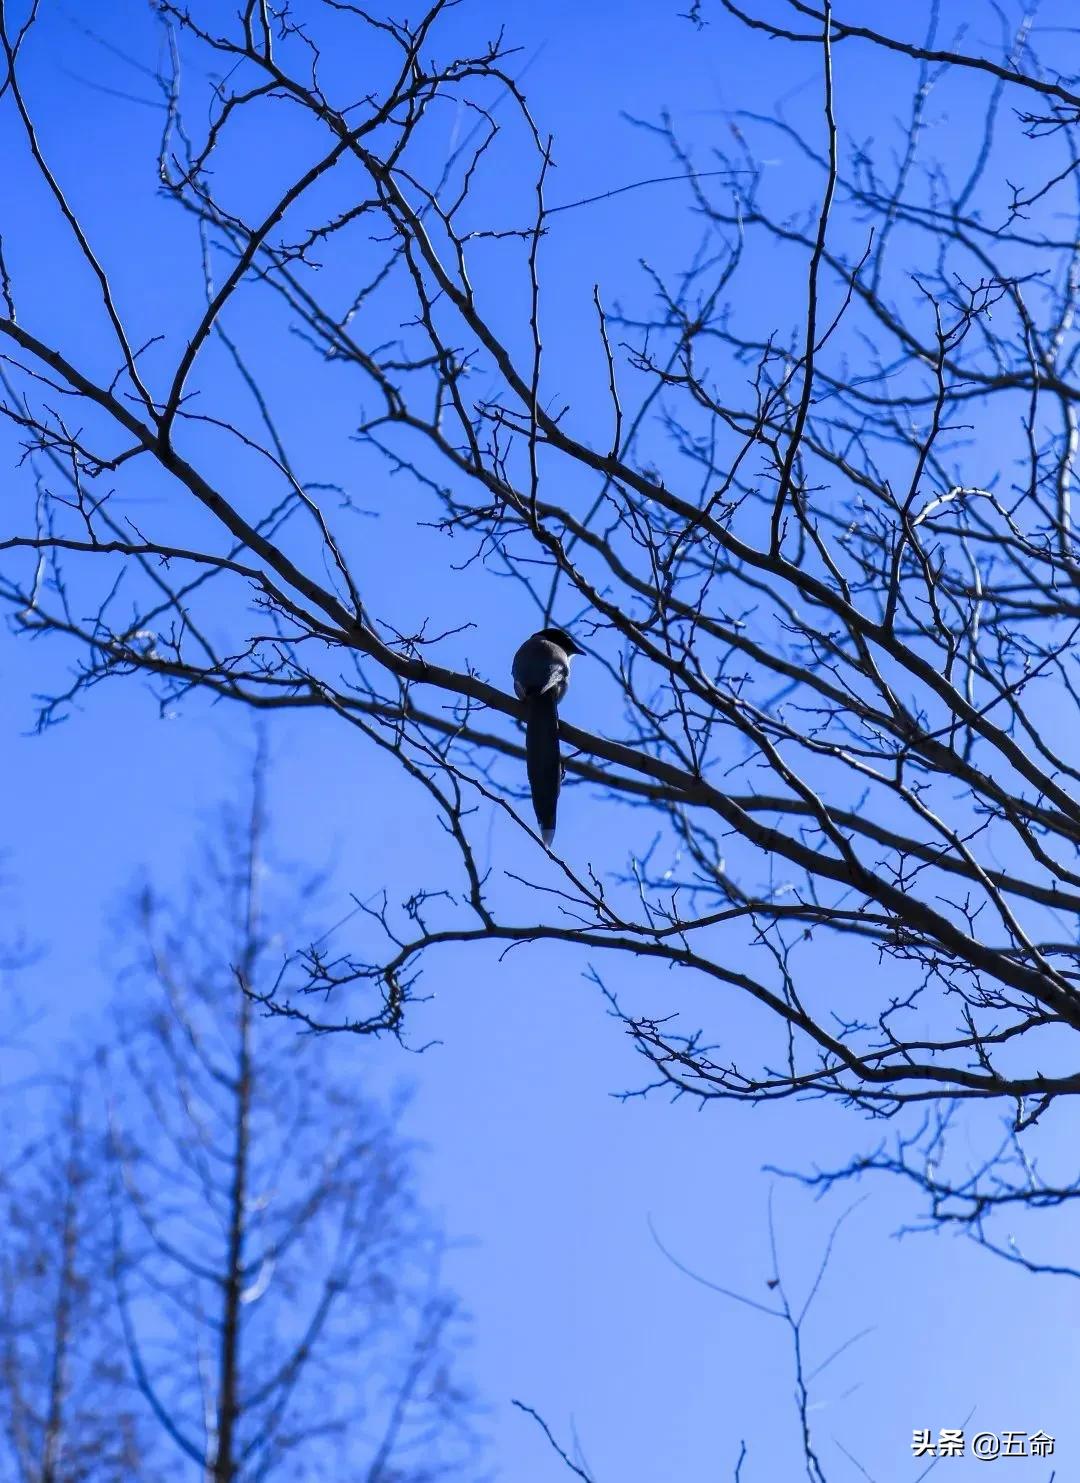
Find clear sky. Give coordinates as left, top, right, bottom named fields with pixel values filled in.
left=3, top=1, right=1079, bottom=1477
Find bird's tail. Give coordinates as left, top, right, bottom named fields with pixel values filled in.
left=524, top=691, right=560, bottom=847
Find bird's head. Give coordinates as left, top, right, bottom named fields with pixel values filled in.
left=537, top=626, right=586, bottom=657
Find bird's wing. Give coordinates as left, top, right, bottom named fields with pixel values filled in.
left=512, top=637, right=568, bottom=697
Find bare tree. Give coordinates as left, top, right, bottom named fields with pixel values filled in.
left=4, top=1, right=1080, bottom=1159
left=99, top=757, right=481, bottom=1481
left=0, top=1081, right=150, bottom=1482
left=517, top=1199, right=1060, bottom=1483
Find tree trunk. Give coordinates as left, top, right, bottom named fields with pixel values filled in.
left=41, top=1093, right=82, bottom=1483
left=213, top=776, right=262, bottom=1483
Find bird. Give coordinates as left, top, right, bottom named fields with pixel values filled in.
left=512, top=626, right=585, bottom=847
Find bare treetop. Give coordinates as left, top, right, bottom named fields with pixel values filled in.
left=4, top=0, right=1080, bottom=1124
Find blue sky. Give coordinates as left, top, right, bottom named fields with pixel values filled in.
left=3, top=0, right=1080, bottom=1476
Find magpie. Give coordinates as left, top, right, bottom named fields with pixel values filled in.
left=512, top=626, right=585, bottom=847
